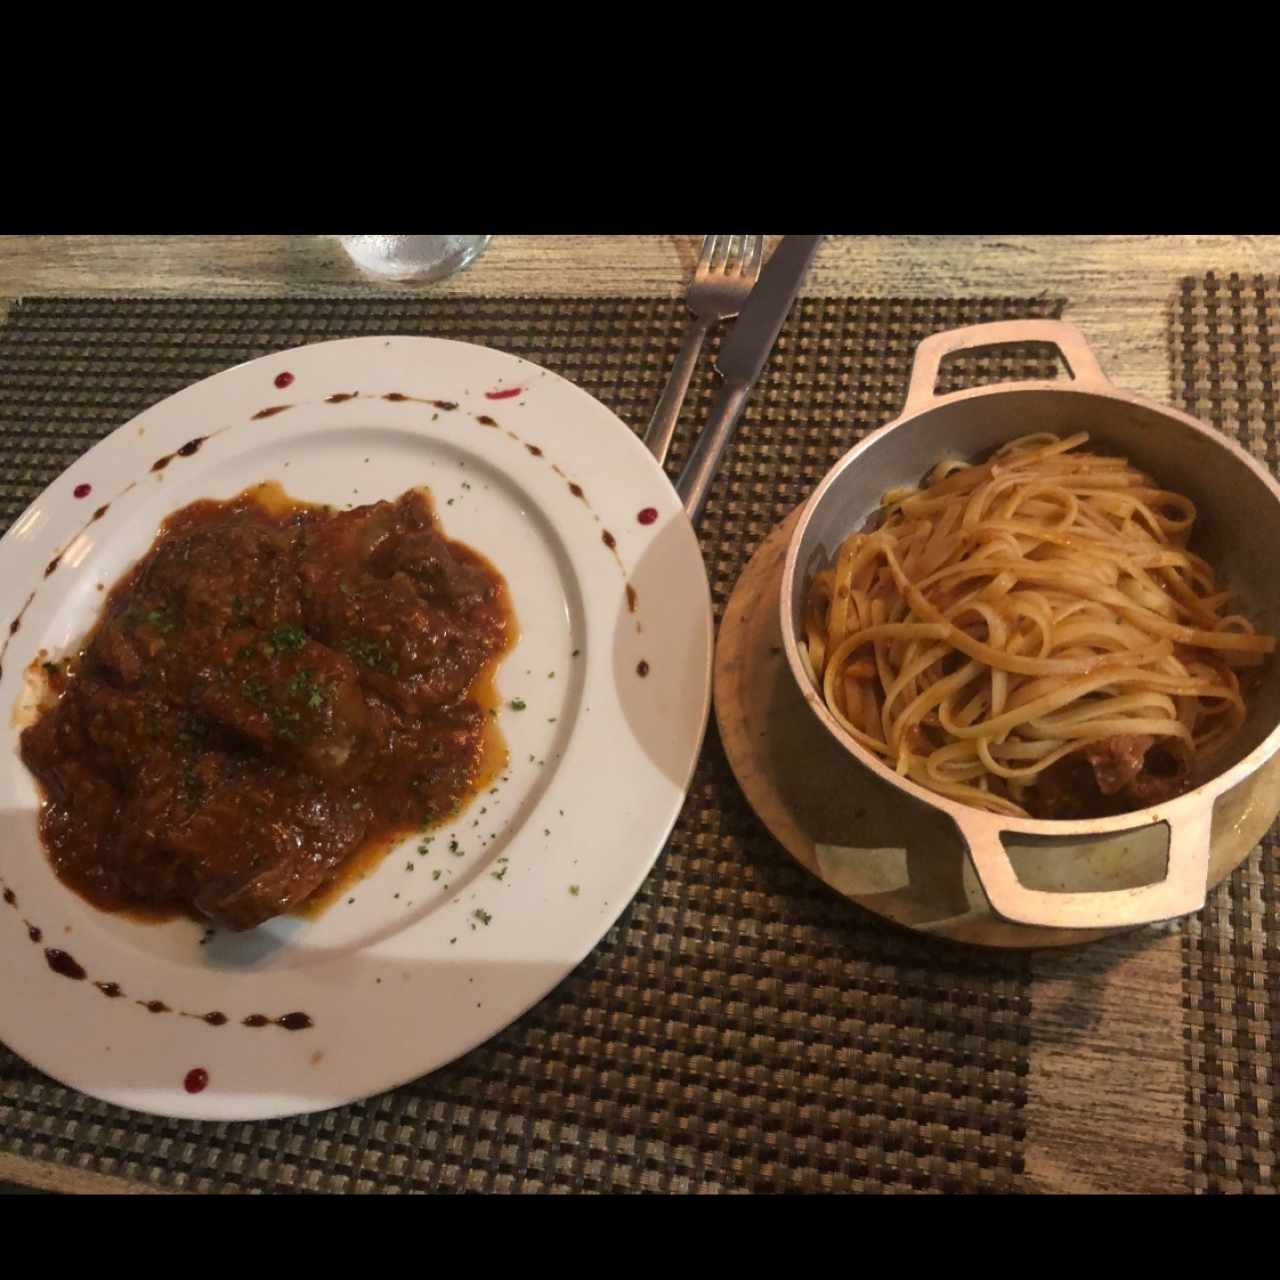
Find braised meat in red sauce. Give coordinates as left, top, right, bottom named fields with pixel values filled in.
left=1027, top=734, right=1193, bottom=821
left=20, top=485, right=512, bottom=931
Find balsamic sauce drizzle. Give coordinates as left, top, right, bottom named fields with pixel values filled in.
left=2, top=872, right=313, bottom=1031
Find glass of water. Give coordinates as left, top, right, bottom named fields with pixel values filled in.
left=337, top=235, right=492, bottom=283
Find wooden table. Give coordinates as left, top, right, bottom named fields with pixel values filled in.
left=0, top=234, right=1275, bottom=1195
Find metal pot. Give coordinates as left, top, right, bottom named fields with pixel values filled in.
left=779, top=319, right=1280, bottom=931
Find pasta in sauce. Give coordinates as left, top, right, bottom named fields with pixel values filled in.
left=801, top=433, right=1276, bottom=819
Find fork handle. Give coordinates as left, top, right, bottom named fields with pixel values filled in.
left=674, top=378, right=751, bottom=526
left=642, top=314, right=713, bottom=466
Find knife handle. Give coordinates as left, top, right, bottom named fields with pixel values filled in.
left=674, top=378, right=751, bottom=526
left=642, top=314, right=713, bottom=467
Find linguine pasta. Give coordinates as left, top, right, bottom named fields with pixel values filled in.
left=801, top=432, right=1276, bottom=818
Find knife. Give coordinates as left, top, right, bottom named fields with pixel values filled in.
left=674, top=234, right=824, bottom=524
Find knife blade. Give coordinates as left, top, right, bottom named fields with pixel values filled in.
left=675, top=234, right=824, bottom=524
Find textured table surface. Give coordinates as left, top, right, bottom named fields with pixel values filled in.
left=3, top=234, right=1279, bottom=404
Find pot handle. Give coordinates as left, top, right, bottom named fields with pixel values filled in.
left=955, top=804, right=1213, bottom=930
left=903, top=319, right=1111, bottom=417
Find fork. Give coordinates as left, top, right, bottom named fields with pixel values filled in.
left=642, top=235, right=764, bottom=467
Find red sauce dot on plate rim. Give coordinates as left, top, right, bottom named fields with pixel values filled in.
left=184, top=1067, right=209, bottom=1094
left=485, top=386, right=522, bottom=400
left=73, top=482, right=92, bottom=499
left=274, top=371, right=294, bottom=389
left=637, top=506, right=658, bottom=525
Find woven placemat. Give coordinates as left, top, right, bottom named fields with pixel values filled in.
left=0, top=293, right=1065, bottom=1193
left=1175, top=273, right=1280, bottom=1194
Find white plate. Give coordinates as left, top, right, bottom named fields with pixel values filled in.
left=0, top=336, right=712, bottom=1121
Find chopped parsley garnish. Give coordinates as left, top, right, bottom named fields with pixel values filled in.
left=241, top=675, right=271, bottom=708
left=269, top=704, right=302, bottom=741
left=432, top=869, right=442, bottom=881
left=508, top=698, right=526, bottom=711
left=344, top=636, right=400, bottom=675
left=230, top=596, right=249, bottom=625
left=145, top=608, right=179, bottom=634
left=473, top=909, right=492, bottom=926
left=270, top=623, right=308, bottom=654
left=41, top=660, right=60, bottom=676
left=569, top=885, right=580, bottom=896
left=182, top=764, right=205, bottom=804
left=491, top=867, right=508, bottom=881
left=286, top=669, right=331, bottom=711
